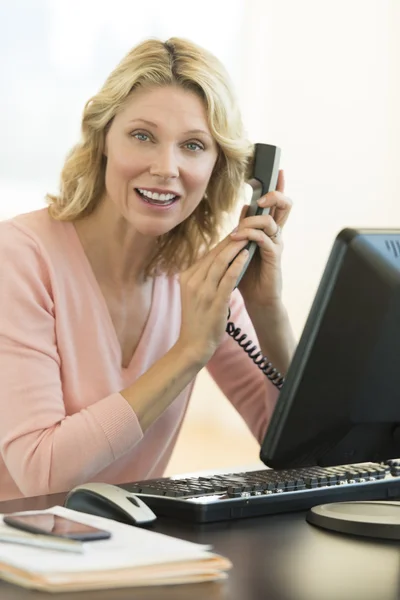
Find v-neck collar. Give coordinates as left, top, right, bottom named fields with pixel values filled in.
left=66, top=221, right=159, bottom=373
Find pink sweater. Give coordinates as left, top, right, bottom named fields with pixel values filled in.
left=0, top=208, right=278, bottom=501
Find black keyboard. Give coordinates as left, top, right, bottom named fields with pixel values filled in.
left=121, top=460, right=400, bottom=523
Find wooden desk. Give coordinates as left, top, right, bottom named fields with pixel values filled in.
left=0, top=491, right=399, bottom=600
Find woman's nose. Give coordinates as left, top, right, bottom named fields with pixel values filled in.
left=149, top=146, right=179, bottom=179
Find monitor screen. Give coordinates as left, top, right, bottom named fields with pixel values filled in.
left=261, top=228, right=400, bottom=469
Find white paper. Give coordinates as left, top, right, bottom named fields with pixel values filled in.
left=0, top=506, right=212, bottom=575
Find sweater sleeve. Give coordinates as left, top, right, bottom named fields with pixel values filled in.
left=0, top=223, right=143, bottom=496
left=206, top=289, right=280, bottom=444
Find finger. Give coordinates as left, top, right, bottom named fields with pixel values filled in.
left=232, top=213, right=277, bottom=234
left=184, top=229, right=240, bottom=279
left=264, top=169, right=285, bottom=221
left=276, top=169, right=285, bottom=193
left=256, top=190, right=291, bottom=211
left=206, top=239, right=249, bottom=287
left=218, top=248, right=249, bottom=300
left=256, top=191, right=292, bottom=228
left=230, top=226, right=281, bottom=249
left=239, top=204, right=248, bottom=221
left=236, top=203, right=255, bottom=229
left=273, top=198, right=292, bottom=228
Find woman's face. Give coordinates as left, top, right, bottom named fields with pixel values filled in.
left=103, top=85, right=219, bottom=237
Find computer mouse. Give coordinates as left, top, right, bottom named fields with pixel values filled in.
left=64, top=482, right=157, bottom=526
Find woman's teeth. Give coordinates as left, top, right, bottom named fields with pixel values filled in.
left=136, top=188, right=178, bottom=205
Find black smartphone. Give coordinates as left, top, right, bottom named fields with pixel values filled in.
left=3, top=512, right=111, bottom=541
left=235, top=143, right=281, bottom=287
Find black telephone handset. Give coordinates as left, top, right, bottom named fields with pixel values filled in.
left=235, top=143, right=281, bottom=286
left=227, top=143, right=284, bottom=390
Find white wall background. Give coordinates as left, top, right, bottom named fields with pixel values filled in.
left=1, top=0, right=399, bottom=471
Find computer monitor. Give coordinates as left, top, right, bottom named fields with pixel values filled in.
left=261, top=228, right=400, bottom=469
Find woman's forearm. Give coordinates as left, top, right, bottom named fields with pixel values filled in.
left=120, top=341, right=204, bottom=432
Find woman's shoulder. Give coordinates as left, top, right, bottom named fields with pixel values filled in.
left=0, top=207, right=71, bottom=256
left=0, top=209, right=59, bottom=304
left=0, top=208, right=77, bottom=293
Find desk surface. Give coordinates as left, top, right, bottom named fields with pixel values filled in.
left=0, top=491, right=399, bottom=600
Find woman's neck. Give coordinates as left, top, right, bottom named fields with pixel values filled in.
left=73, top=197, right=156, bottom=288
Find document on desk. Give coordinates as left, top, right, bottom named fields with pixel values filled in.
left=0, top=506, right=231, bottom=592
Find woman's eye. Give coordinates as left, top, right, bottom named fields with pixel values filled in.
left=185, top=141, right=204, bottom=152
left=132, top=132, right=150, bottom=142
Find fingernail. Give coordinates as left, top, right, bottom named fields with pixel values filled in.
left=230, top=227, right=238, bottom=236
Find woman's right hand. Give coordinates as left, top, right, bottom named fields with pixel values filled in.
left=178, top=235, right=250, bottom=365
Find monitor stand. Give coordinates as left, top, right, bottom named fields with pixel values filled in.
left=307, top=501, right=400, bottom=540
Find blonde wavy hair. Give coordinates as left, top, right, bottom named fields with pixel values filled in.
left=47, top=37, right=254, bottom=275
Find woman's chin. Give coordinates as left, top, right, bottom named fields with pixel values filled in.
left=130, top=218, right=177, bottom=238
left=126, top=207, right=182, bottom=237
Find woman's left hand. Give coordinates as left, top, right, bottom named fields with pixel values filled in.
left=230, top=169, right=292, bottom=308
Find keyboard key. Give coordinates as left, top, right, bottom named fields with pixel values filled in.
left=227, top=490, right=243, bottom=498
left=326, top=474, right=338, bottom=484
left=295, top=480, right=306, bottom=490
left=163, top=490, right=185, bottom=497
left=304, top=477, right=319, bottom=488
left=227, top=485, right=244, bottom=494
left=317, top=476, right=328, bottom=486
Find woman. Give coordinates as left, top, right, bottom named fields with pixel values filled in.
left=0, top=37, right=295, bottom=501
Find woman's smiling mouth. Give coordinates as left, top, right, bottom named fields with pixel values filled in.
left=135, top=187, right=181, bottom=208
